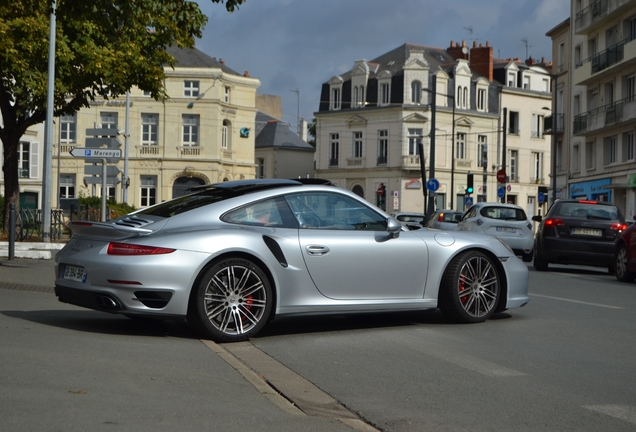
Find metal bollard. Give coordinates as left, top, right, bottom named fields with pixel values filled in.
left=8, top=203, right=16, bottom=260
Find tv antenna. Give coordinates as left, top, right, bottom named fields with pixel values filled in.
left=521, top=38, right=532, bottom=60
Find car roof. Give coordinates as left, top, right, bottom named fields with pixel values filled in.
left=473, top=202, right=523, bottom=210
left=187, top=178, right=333, bottom=194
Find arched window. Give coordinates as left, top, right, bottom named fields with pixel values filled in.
left=359, top=85, right=364, bottom=106
left=411, top=81, right=421, bottom=103
left=353, top=87, right=359, bottom=107
left=463, top=87, right=468, bottom=108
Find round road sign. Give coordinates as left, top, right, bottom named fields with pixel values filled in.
left=496, top=169, right=506, bottom=183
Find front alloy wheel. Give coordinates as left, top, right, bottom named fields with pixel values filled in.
left=615, top=245, right=636, bottom=282
left=439, top=251, right=501, bottom=323
left=188, top=258, right=272, bottom=342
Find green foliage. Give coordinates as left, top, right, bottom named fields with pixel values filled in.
left=0, top=0, right=245, bottom=230
left=78, top=196, right=136, bottom=218
left=307, top=118, right=316, bottom=147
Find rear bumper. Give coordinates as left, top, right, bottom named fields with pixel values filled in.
left=539, top=237, right=614, bottom=266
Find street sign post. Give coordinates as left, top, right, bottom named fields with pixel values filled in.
left=70, top=147, right=121, bottom=163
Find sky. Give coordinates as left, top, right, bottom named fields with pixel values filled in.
left=195, top=0, right=570, bottom=131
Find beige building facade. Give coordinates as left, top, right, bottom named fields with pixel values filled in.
left=52, top=47, right=260, bottom=209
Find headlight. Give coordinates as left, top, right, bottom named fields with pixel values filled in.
left=494, top=236, right=514, bottom=254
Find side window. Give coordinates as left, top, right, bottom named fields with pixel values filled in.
left=222, top=197, right=297, bottom=228
left=284, top=192, right=387, bottom=231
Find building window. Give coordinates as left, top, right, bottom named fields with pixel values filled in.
left=380, top=82, right=390, bottom=105
left=532, top=152, right=543, bottom=182
left=586, top=141, right=595, bottom=170
left=411, top=80, right=421, bottom=104
left=377, top=130, right=388, bottom=165
left=626, top=75, right=636, bottom=102
left=523, top=76, right=530, bottom=89
left=329, top=133, right=339, bottom=166
left=456, top=132, right=466, bottom=159
left=100, top=186, right=116, bottom=202
left=100, top=112, right=118, bottom=130
left=256, top=158, right=265, bottom=178
left=222, top=119, right=232, bottom=150
left=60, top=115, right=76, bottom=143
left=18, top=141, right=32, bottom=178
left=331, top=87, right=341, bottom=110
left=140, top=176, right=157, bottom=207
left=184, top=80, right=199, bottom=97
left=224, top=86, right=231, bottom=103
left=531, top=114, right=544, bottom=138
left=624, top=132, right=635, bottom=161
left=142, top=90, right=151, bottom=97
left=358, top=85, right=365, bottom=106
left=508, top=111, right=519, bottom=135
left=558, top=42, right=565, bottom=71
left=509, top=150, right=518, bottom=182
left=477, top=135, right=487, bottom=167
left=352, top=132, right=363, bottom=158
left=477, top=89, right=486, bottom=111
left=141, top=114, right=159, bottom=145
left=408, top=128, right=422, bottom=156
left=605, top=136, right=618, bottom=165
left=182, top=115, right=199, bottom=146
left=59, top=174, right=76, bottom=198
left=572, top=144, right=580, bottom=172
left=508, top=72, right=516, bottom=87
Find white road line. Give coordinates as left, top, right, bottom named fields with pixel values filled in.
left=531, top=293, right=623, bottom=309
left=584, top=405, right=636, bottom=425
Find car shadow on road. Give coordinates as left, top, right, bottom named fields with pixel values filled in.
left=1, top=309, right=200, bottom=339
left=255, top=309, right=514, bottom=339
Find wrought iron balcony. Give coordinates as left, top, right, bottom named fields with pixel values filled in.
left=543, top=114, right=564, bottom=134
left=573, top=96, right=636, bottom=135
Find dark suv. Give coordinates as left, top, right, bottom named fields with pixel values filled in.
left=532, top=199, right=627, bottom=271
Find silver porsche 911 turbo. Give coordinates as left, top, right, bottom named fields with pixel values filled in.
left=55, top=179, right=529, bottom=342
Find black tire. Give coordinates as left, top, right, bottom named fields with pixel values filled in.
left=522, top=250, right=533, bottom=263
left=188, top=258, right=272, bottom=343
left=439, top=251, right=501, bottom=323
left=615, top=244, right=636, bottom=282
left=533, top=247, right=548, bottom=271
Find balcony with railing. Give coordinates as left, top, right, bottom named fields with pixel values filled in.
left=573, top=36, right=636, bottom=85
left=177, top=145, right=201, bottom=157
left=402, top=154, right=421, bottom=169
left=575, top=0, right=632, bottom=34
left=543, top=113, right=564, bottom=134
left=347, top=157, right=364, bottom=167
left=137, top=145, right=162, bottom=157
left=573, top=96, right=636, bottom=135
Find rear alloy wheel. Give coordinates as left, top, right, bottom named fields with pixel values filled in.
left=188, top=258, right=272, bottom=342
left=439, top=251, right=501, bottom=323
left=615, top=245, right=636, bottom=282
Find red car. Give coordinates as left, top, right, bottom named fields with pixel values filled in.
left=615, top=217, right=636, bottom=281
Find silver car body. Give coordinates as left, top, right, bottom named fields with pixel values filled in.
left=55, top=182, right=529, bottom=332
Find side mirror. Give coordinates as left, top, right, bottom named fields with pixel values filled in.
left=532, top=215, right=542, bottom=222
left=387, top=218, right=402, bottom=238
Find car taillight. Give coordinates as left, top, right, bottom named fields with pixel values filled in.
left=610, top=223, right=628, bottom=232
left=578, top=200, right=598, bottom=204
left=107, top=242, right=176, bottom=255
left=544, top=218, right=565, bottom=227
left=438, top=212, right=445, bottom=222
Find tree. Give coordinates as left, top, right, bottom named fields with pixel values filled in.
left=0, top=0, right=245, bottom=231
left=307, top=118, right=316, bottom=147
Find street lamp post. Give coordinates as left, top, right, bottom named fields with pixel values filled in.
left=542, top=72, right=559, bottom=205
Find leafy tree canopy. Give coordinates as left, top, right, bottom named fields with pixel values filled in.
left=0, top=0, right=245, bottom=230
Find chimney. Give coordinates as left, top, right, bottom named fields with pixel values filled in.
left=243, top=70, right=250, bottom=77
left=525, top=56, right=535, bottom=66
left=469, top=41, right=493, bottom=81
left=300, top=119, right=308, bottom=142
left=447, top=40, right=468, bottom=60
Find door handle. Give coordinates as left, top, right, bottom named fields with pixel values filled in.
left=305, top=245, right=330, bottom=256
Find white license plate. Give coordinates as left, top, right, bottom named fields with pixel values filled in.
left=63, top=265, right=87, bottom=283
left=572, top=227, right=602, bottom=236
left=496, top=227, right=516, bottom=233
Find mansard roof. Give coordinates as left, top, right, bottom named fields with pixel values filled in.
left=255, top=112, right=314, bottom=151
left=166, top=46, right=241, bottom=76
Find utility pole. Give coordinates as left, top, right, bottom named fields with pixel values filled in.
left=42, top=1, right=56, bottom=242
left=427, top=75, right=437, bottom=219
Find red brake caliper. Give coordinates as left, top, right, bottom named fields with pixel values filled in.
left=459, top=272, right=468, bottom=304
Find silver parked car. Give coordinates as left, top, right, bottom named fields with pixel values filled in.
left=456, top=202, right=535, bottom=262
left=426, top=209, right=464, bottom=231
left=55, top=179, right=529, bottom=342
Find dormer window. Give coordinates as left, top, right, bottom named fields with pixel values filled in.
left=352, top=85, right=365, bottom=107
left=331, top=87, right=341, bottom=110
left=507, top=72, right=516, bottom=87
left=477, top=88, right=487, bottom=111
left=380, top=83, right=390, bottom=105
left=411, top=80, right=422, bottom=104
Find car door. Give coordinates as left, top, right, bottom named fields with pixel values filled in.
left=285, top=192, right=429, bottom=300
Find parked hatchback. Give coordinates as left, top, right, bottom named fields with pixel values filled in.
left=532, top=199, right=626, bottom=272
left=457, top=202, right=534, bottom=262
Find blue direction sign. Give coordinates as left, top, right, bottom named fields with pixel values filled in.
left=538, top=192, right=545, bottom=204
left=497, top=187, right=505, bottom=199
left=426, top=178, right=440, bottom=192
left=70, top=147, right=121, bottom=163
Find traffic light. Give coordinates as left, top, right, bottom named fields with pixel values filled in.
left=466, top=173, right=474, bottom=195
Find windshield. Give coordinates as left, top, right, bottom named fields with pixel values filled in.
left=555, top=202, right=621, bottom=220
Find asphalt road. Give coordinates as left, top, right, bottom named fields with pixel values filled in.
left=2, top=259, right=635, bottom=431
